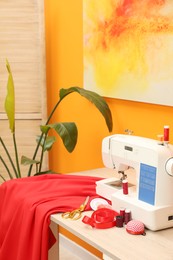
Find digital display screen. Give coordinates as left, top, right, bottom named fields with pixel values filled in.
left=124, top=145, right=133, bottom=152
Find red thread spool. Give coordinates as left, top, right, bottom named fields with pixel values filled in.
left=124, top=209, right=131, bottom=224
left=164, top=125, right=169, bottom=143
left=120, top=207, right=125, bottom=222
left=122, top=179, right=128, bottom=195
left=116, top=215, right=124, bottom=227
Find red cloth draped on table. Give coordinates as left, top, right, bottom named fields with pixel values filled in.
left=0, top=174, right=103, bottom=260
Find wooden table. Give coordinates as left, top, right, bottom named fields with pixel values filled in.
left=49, top=168, right=173, bottom=260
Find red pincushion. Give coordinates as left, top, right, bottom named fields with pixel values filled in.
left=126, top=220, right=146, bottom=235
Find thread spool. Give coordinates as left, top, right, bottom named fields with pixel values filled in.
left=164, top=125, right=169, bottom=144
left=122, top=179, right=128, bottom=195
left=116, top=215, right=124, bottom=227
left=124, top=209, right=131, bottom=224
left=120, top=207, right=125, bottom=222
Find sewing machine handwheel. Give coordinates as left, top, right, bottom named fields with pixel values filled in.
left=165, top=158, right=173, bottom=177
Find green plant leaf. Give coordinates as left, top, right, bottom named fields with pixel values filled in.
left=36, top=135, right=56, bottom=151
left=4, top=60, right=15, bottom=133
left=42, top=122, right=78, bottom=153
left=21, top=155, right=40, bottom=166
left=34, top=170, right=53, bottom=176
left=59, top=87, right=113, bottom=132
left=40, top=125, right=50, bottom=134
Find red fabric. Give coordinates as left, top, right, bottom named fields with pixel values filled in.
left=0, top=174, right=103, bottom=260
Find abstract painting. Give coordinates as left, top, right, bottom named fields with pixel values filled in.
left=83, top=0, right=173, bottom=106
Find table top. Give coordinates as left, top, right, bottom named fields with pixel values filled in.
left=51, top=168, right=173, bottom=260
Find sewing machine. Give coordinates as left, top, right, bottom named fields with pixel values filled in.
left=96, top=134, right=173, bottom=231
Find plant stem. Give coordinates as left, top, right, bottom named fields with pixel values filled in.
left=45, top=99, right=62, bottom=125
left=36, top=163, right=39, bottom=173
left=0, top=174, right=6, bottom=182
left=27, top=132, right=44, bottom=176
left=0, top=137, right=19, bottom=178
left=27, top=98, right=63, bottom=176
left=13, top=133, right=21, bottom=178
left=0, top=155, right=14, bottom=179
left=38, top=133, right=47, bottom=173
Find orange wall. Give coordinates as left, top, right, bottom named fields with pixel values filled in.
left=44, top=0, right=173, bottom=174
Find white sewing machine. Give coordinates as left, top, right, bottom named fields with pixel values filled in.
left=96, top=134, right=173, bottom=231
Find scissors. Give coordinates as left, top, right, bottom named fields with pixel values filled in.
left=61, top=196, right=90, bottom=220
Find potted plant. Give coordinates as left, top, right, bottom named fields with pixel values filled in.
left=0, top=60, right=113, bottom=182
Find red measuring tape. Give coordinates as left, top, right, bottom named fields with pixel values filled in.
left=82, top=208, right=119, bottom=229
